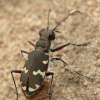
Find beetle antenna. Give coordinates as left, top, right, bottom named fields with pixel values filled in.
left=52, top=11, right=81, bottom=32
left=47, top=9, right=51, bottom=30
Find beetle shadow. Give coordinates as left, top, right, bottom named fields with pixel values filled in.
left=22, top=81, right=50, bottom=100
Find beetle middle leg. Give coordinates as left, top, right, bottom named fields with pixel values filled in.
left=46, top=72, right=54, bottom=100
left=11, top=70, right=22, bottom=100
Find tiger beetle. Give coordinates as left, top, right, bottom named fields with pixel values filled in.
left=11, top=10, right=93, bottom=100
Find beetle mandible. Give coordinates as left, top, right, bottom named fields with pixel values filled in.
left=11, top=10, right=93, bottom=100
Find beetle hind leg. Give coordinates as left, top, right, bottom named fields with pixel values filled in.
left=11, top=70, right=22, bottom=100
left=46, top=72, right=54, bottom=100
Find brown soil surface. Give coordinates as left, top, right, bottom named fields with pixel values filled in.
left=0, top=0, right=100, bottom=100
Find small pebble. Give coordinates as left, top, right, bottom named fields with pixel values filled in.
left=83, top=81, right=89, bottom=86
left=95, top=93, right=100, bottom=100
left=93, top=11, right=99, bottom=17
left=94, top=59, right=100, bottom=66
left=95, top=79, right=100, bottom=83
left=52, top=52, right=60, bottom=56
left=95, top=51, right=100, bottom=59
left=87, top=1, right=93, bottom=6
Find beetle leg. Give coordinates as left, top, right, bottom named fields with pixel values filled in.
left=51, top=57, right=94, bottom=81
left=11, top=70, right=22, bottom=100
left=28, top=40, right=36, bottom=47
left=50, top=42, right=90, bottom=52
left=21, top=50, right=30, bottom=57
left=46, top=72, right=54, bottom=100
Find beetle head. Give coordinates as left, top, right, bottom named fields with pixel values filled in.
left=39, top=9, right=55, bottom=40
left=39, top=10, right=81, bottom=41
left=39, top=28, right=55, bottom=40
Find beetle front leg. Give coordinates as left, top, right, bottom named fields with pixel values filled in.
left=50, top=42, right=90, bottom=52
left=46, top=72, right=54, bottom=100
left=11, top=70, right=22, bottom=100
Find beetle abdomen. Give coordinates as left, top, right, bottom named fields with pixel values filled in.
left=20, top=50, right=49, bottom=96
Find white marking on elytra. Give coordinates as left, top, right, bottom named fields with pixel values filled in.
left=43, top=60, right=48, bottom=64
left=45, top=53, right=49, bottom=55
left=20, top=81, right=22, bottom=85
left=23, top=67, right=28, bottom=73
left=33, top=70, right=45, bottom=78
left=22, top=86, right=26, bottom=90
left=29, top=84, right=40, bottom=92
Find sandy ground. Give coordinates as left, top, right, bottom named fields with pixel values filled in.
left=0, top=0, right=100, bottom=100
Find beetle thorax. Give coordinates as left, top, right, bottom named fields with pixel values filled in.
left=35, top=39, right=51, bottom=52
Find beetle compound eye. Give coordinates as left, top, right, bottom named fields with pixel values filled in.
left=49, top=32, right=55, bottom=40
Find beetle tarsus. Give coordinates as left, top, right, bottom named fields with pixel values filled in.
left=71, top=42, right=90, bottom=46
left=11, top=70, right=22, bottom=100
left=46, top=72, right=54, bottom=100
left=16, top=94, right=18, bottom=100
left=48, top=93, right=52, bottom=100
left=51, top=57, right=60, bottom=62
